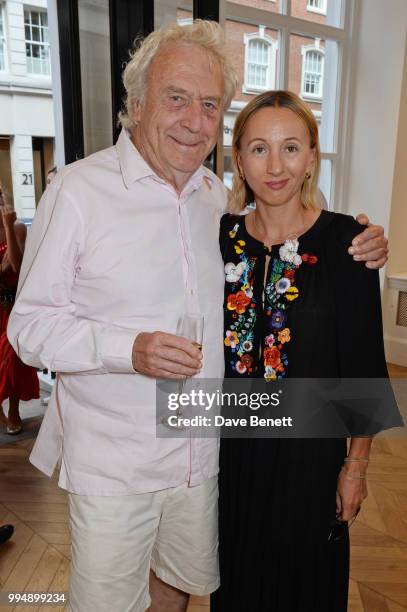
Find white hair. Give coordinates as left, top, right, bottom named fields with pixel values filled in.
left=118, top=19, right=238, bottom=130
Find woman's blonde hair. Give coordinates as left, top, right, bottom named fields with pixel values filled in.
left=230, top=90, right=321, bottom=213
left=118, top=20, right=238, bottom=130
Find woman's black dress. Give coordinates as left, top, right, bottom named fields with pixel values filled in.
left=211, top=210, right=392, bottom=612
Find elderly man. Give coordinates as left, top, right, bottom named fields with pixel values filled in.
left=8, top=20, right=387, bottom=612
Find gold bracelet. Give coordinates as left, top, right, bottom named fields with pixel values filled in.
left=344, top=457, right=369, bottom=463
left=341, top=466, right=367, bottom=480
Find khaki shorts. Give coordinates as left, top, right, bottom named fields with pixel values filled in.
left=67, top=477, right=219, bottom=612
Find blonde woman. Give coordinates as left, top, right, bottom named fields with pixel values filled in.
left=211, top=91, right=400, bottom=611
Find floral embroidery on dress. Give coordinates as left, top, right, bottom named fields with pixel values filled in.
left=229, top=223, right=239, bottom=239
left=224, top=261, right=247, bottom=283
left=227, top=290, right=251, bottom=314
left=224, top=247, right=257, bottom=375
left=263, top=253, right=301, bottom=380
left=278, top=328, right=291, bottom=344
left=262, top=247, right=317, bottom=379
left=223, top=219, right=317, bottom=380
left=279, top=239, right=302, bottom=266
left=234, top=240, right=246, bottom=255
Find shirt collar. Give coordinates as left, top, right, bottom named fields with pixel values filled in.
left=116, top=128, right=215, bottom=193
left=116, top=129, right=155, bottom=188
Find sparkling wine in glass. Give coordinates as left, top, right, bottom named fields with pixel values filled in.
left=177, top=313, right=204, bottom=353
left=161, top=313, right=204, bottom=430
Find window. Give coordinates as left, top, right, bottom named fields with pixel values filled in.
left=244, top=27, right=277, bottom=93
left=24, top=9, right=50, bottom=75
left=307, top=0, right=327, bottom=14
left=0, top=4, right=6, bottom=72
left=223, top=1, right=351, bottom=209
left=301, top=45, right=324, bottom=99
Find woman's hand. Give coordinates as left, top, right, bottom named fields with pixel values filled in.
left=336, top=464, right=368, bottom=522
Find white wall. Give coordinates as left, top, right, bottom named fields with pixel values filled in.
left=343, top=0, right=407, bottom=366
left=383, top=40, right=407, bottom=367
left=387, top=42, right=407, bottom=277
left=10, top=133, right=35, bottom=218
left=0, top=91, right=54, bottom=136
left=343, top=0, right=407, bottom=239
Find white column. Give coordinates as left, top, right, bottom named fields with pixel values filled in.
left=47, top=0, right=65, bottom=168
left=5, top=0, right=27, bottom=76
left=9, top=134, right=36, bottom=219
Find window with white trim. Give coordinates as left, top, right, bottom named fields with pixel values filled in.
left=307, top=0, right=327, bottom=14
left=301, top=45, right=324, bottom=99
left=24, top=8, right=50, bottom=75
left=244, top=27, right=277, bottom=93
left=223, top=0, right=351, bottom=210
left=0, top=4, right=6, bottom=72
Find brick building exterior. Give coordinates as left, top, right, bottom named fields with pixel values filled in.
left=179, top=0, right=327, bottom=148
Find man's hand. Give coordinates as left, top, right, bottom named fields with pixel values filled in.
left=132, top=331, right=202, bottom=379
left=349, top=214, right=388, bottom=269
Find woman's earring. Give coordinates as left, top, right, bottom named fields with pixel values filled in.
left=239, top=171, right=245, bottom=181
left=305, top=171, right=312, bottom=180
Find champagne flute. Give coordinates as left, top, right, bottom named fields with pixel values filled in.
left=161, top=313, right=204, bottom=430
left=177, top=313, right=204, bottom=354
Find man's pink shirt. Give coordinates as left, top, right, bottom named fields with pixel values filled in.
left=7, top=130, right=227, bottom=495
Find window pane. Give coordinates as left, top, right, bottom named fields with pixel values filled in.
left=32, top=26, right=41, bottom=42
left=224, top=14, right=280, bottom=189
left=318, top=159, right=332, bottom=207
left=228, top=0, right=282, bottom=13
left=25, top=10, right=50, bottom=75
left=0, top=6, right=4, bottom=71
left=303, top=50, right=323, bottom=96
left=224, top=153, right=234, bottom=192
left=223, top=18, right=279, bottom=156
left=78, top=0, right=113, bottom=155
left=155, top=0, right=193, bottom=29
left=290, top=0, right=344, bottom=29
left=288, top=34, right=339, bottom=154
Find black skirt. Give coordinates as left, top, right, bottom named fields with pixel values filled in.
left=211, top=437, right=349, bottom=612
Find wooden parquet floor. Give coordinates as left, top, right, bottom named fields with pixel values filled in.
left=0, top=364, right=406, bottom=612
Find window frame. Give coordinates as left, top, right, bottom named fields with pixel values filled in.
left=24, top=7, right=51, bottom=76
left=221, top=0, right=354, bottom=212
left=0, top=2, right=7, bottom=73
left=307, top=0, right=328, bottom=15
left=243, top=27, right=278, bottom=94
left=301, top=43, right=325, bottom=101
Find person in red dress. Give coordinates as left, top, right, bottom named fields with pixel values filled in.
left=0, top=181, right=39, bottom=434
